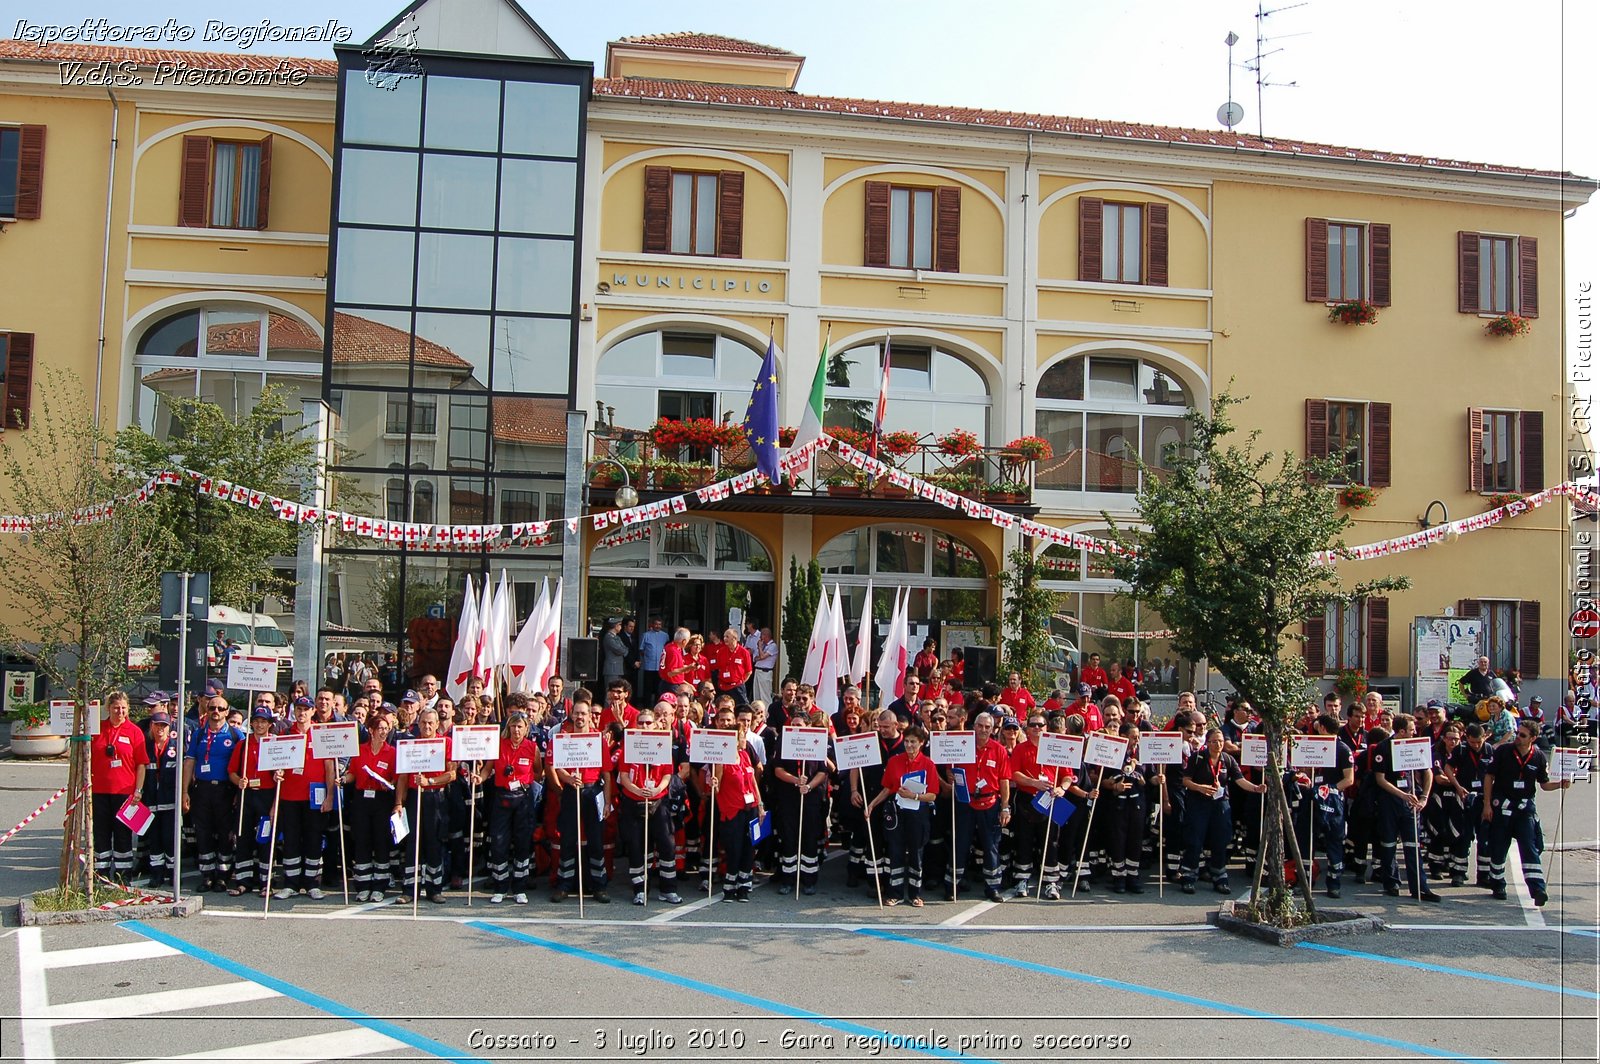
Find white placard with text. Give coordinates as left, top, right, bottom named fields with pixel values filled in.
left=833, top=732, right=882, bottom=772
left=780, top=725, right=830, bottom=761
left=551, top=732, right=603, bottom=770
left=1037, top=733, right=1085, bottom=770
left=1083, top=733, right=1130, bottom=770
left=49, top=700, right=97, bottom=736
left=227, top=655, right=278, bottom=692
left=1389, top=736, right=1433, bottom=773
left=1290, top=735, right=1338, bottom=769
left=309, top=721, right=359, bottom=760
left=256, top=733, right=307, bottom=772
left=395, top=737, right=447, bottom=774
left=1137, top=732, right=1184, bottom=765
left=623, top=730, right=673, bottom=766
left=1552, top=747, right=1593, bottom=783
left=1240, top=735, right=1270, bottom=768
left=450, top=724, right=501, bottom=762
left=928, top=730, right=976, bottom=765
left=689, top=728, right=740, bottom=765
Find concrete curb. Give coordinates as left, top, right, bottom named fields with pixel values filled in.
left=1208, top=902, right=1386, bottom=947
left=18, top=893, right=203, bottom=926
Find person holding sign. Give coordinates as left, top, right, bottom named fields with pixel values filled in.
left=849, top=711, right=903, bottom=894
left=1442, top=723, right=1493, bottom=887
left=1371, top=715, right=1440, bottom=902
left=616, top=707, right=682, bottom=906
left=549, top=702, right=611, bottom=904
left=701, top=704, right=762, bottom=900
left=91, top=692, right=150, bottom=883
left=182, top=690, right=246, bottom=893
left=869, top=725, right=940, bottom=906
left=1104, top=722, right=1153, bottom=895
left=398, top=708, right=453, bottom=904
left=227, top=707, right=278, bottom=897
left=1290, top=715, right=1355, bottom=898
left=1008, top=713, right=1069, bottom=900
left=1481, top=719, right=1570, bottom=906
left=946, top=712, right=1012, bottom=903
left=139, top=709, right=180, bottom=889
left=481, top=712, right=541, bottom=905
left=274, top=697, right=337, bottom=900
left=773, top=722, right=831, bottom=896
left=342, top=716, right=398, bottom=902
left=1178, top=727, right=1263, bottom=895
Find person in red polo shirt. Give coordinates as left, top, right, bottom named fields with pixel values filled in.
left=946, top=711, right=1012, bottom=902
left=342, top=715, right=398, bottom=901
left=92, top=692, right=150, bottom=882
left=615, top=705, right=681, bottom=906
left=1079, top=653, right=1109, bottom=693
left=1105, top=662, right=1138, bottom=707
left=227, top=706, right=278, bottom=896
left=549, top=701, right=611, bottom=903
left=707, top=628, right=753, bottom=704
left=912, top=638, right=940, bottom=683
left=997, top=672, right=1037, bottom=715
left=481, top=711, right=541, bottom=905
left=274, top=696, right=337, bottom=900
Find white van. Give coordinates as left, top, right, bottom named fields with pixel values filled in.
left=202, top=606, right=295, bottom=677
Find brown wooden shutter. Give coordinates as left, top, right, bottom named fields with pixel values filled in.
left=1305, top=217, right=1329, bottom=301
left=253, top=135, right=272, bottom=230
left=179, top=135, right=211, bottom=227
left=1304, top=399, right=1329, bottom=463
left=641, top=165, right=671, bottom=254
left=715, top=170, right=744, bottom=259
left=1457, top=231, right=1479, bottom=313
left=1457, top=599, right=1482, bottom=619
left=934, top=185, right=961, bottom=273
left=1367, top=402, right=1391, bottom=487
left=1368, top=222, right=1391, bottom=306
left=1145, top=202, right=1169, bottom=287
left=1078, top=197, right=1103, bottom=281
left=1518, top=236, right=1538, bottom=318
left=15, top=125, right=45, bottom=220
left=863, top=181, right=890, bottom=268
left=4, top=332, right=34, bottom=429
left=1365, top=597, right=1389, bottom=676
left=1303, top=614, right=1327, bottom=675
left=1519, top=409, right=1544, bottom=491
left=1518, top=600, right=1540, bottom=678
left=1467, top=407, right=1485, bottom=492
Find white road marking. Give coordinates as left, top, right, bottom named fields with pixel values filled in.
left=644, top=892, right=719, bottom=923
left=121, top=1027, right=406, bottom=1064
left=328, top=896, right=397, bottom=918
left=15, top=928, right=54, bottom=1064
left=940, top=900, right=996, bottom=926
left=1507, top=848, right=1547, bottom=929
left=39, top=939, right=180, bottom=969
left=43, top=981, right=278, bottom=1023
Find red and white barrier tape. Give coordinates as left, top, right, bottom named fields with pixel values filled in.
left=0, top=785, right=68, bottom=849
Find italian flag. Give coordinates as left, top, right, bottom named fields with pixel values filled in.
left=785, top=336, right=827, bottom=479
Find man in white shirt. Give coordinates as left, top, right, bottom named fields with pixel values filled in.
left=751, top=625, right=779, bottom=706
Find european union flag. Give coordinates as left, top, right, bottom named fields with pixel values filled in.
left=743, top=337, right=781, bottom=484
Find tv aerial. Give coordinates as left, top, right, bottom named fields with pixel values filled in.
left=1242, top=1, right=1308, bottom=138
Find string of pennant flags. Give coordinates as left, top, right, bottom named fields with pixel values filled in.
left=1, top=438, right=1595, bottom=569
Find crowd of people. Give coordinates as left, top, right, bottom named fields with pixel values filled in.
left=87, top=632, right=1583, bottom=914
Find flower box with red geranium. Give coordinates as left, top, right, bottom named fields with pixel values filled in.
left=1003, top=436, right=1053, bottom=462
left=936, top=428, right=983, bottom=457
left=826, top=426, right=872, bottom=452
left=778, top=426, right=798, bottom=447
left=1328, top=300, right=1379, bottom=326
left=650, top=417, right=743, bottom=452
left=1486, top=492, right=1524, bottom=509
left=1484, top=314, right=1532, bottom=337
left=1337, top=485, right=1378, bottom=509
left=1333, top=668, right=1367, bottom=703
left=879, top=430, right=923, bottom=458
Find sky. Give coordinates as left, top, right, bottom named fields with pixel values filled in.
left=11, top=0, right=1597, bottom=447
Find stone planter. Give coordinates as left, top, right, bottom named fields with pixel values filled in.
left=9, top=723, right=67, bottom=758
left=1208, top=900, right=1386, bottom=947
left=826, top=484, right=863, bottom=498
left=19, top=892, right=202, bottom=926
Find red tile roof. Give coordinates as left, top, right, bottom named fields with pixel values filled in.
left=612, top=32, right=796, bottom=57
left=592, top=77, right=1579, bottom=181
left=0, top=38, right=337, bottom=76
left=330, top=313, right=474, bottom=371
left=491, top=397, right=568, bottom=445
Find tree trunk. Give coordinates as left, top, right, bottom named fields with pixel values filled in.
left=59, top=677, right=94, bottom=901
left=1254, top=718, right=1317, bottom=924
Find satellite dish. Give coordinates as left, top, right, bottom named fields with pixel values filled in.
left=1217, top=101, right=1244, bottom=129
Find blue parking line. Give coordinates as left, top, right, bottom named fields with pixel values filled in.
left=121, top=921, right=492, bottom=1064
left=1296, top=941, right=1598, bottom=999
left=856, top=928, right=1501, bottom=1064
left=466, top=920, right=999, bottom=1063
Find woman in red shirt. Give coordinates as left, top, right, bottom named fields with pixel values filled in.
left=481, top=711, right=541, bottom=904
left=683, top=635, right=711, bottom=688
left=709, top=705, right=763, bottom=901
left=341, top=715, right=398, bottom=901
left=616, top=706, right=682, bottom=906
left=227, top=707, right=279, bottom=896
left=869, top=724, right=940, bottom=907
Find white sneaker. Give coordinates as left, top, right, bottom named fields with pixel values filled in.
left=490, top=893, right=505, bottom=904
left=633, top=892, right=646, bottom=906
left=354, top=890, right=370, bottom=902
left=307, top=887, right=325, bottom=900
left=273, top=887, right=295, bottom=900
left=659, top=891, right=683, bottom=905
left=514, top=893, right=528, bottom=905
left=1011, top=882, right=1032, bottom=898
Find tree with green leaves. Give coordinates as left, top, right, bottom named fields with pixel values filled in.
left=781, top=556, right=823, bottom=681
left=1104, top=391, right=1406, bottom=926
left=0, top=371, right=163, bottom=900
left=998, top=545, right=1054, bottom=690
left=115, top=384, right=323, bottom=609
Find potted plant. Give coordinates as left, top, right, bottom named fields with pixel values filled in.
left=1487, top=492, right=1525, bottom=509
left=1333, top=668, right=1367, bottom=704
left=937, top=428, right=983, bottom=457
left=1003, top=435, right=1053, bottom=462
left=658, top=461, right=714, bottom=491
left=985, top=478, right=1031, bottom=504
left=1336, top=485, right=1378, bottom=509
left=823, top=467, right=867, bottom=497
left=827, top=426, right=872, bottom=453
left=588, top=464, right=621, bottom=489
left=5, top=702, right=67, bottom=758
left=1327, top=300, right=1379, bottom=326
left=778, top=426, right=799, bottom=447
left=1484, top=314, right=1532, bottom=337
left=929, top=470, right=983, bottom=497
left=879, top=430, right=923, bottom=460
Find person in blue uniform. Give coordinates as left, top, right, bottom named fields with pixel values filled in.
left=182, top=689, right=246, bottom=892
left=140, top=709, right=181, bottom=888
left=1482, top=719, right=1571, bottom=906
left=1179, top=727, right=1264, bottom=895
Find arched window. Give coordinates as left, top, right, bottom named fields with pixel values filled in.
left=1034, top=354, right=1191, bottom=496
left=595, top=329, right=764, bottom=434
left=589, top=517, right=770, bottom=574
left=133, top=306, right=322, bottom=440
left=815, top=524, right=988, bottom=623
left=823, top=340, right=990, bottom=440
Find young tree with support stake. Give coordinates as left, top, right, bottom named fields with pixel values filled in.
left=0, top=373, right=162, bottom=903
left=1103, top=391, right=1406, bottom=926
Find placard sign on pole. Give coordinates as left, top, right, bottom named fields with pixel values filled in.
left=1390, top=736, right=1433, bottom=773
left=1083, top=733, right=1130, bottom=770
left=227, top=655, right=278, bottom=692
left=551, top=732, right=603, bottom=770
left=1552, top=747, right=1594, bottom=783
left=623, top=730, right=673, bottom=766
left=450, top=724, right=501, bottom=762
left=309, top=721, right=359, bottom=760
left=689, top=728, right=739, bottom=765
left=833, top=732, right=882, bottom=772
left=928, top=730, right=976, bottom=765
left=1240, top=735, right=1270, bottom=768
left=257, top=733, right=307, bottom=772
left=780, top=725, right=830, bottom=761
left=49, top=700, right=98, bottom=736
left=395, top=737, right=447, bottom=774
left=1137, top=732, right=1184, bottom=765
left=1290, top=735, right=1339, bottom=769
left=1037, top=733, right=1085, bottom=770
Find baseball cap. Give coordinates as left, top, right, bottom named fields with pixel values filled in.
left=1001, top=716, right=1022, bottom=730
left=292, top=695, right=313, bottom=709
left=147, top=710, right=171, bottom=725
left=143, top=691, right=167, bottom=706
left=203, top=681, right=225, bottom=698
left=400, top=690, right=420, bottom=704
left=1529, top=695, right=1544, bottom=704
left=379, top=701, right=398, bottom=715
left=1077, top=683, right=1091, bottom=696
left=658, top=692, right=677, bottom=704
left=1425, top=699, right=1443, bottom=709
left=250, top=706, right=274, bottom=720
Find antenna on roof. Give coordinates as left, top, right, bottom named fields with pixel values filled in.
left=1245, top=0, right=1307, bottom=138
left=1217, top=31, right=1244, bottom=131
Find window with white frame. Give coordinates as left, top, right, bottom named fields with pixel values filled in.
left=822, top=341, right=990, bottom=440
left=1034, top=355, right=1191, bottom=495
